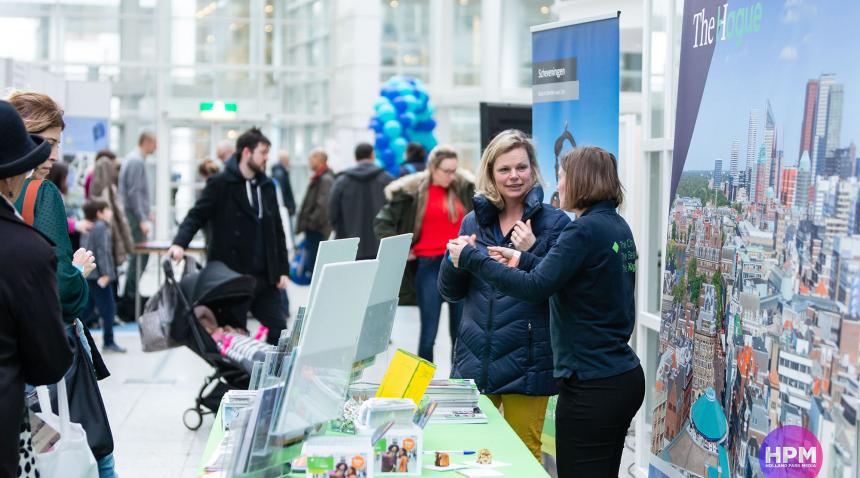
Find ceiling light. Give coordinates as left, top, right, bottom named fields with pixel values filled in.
left=540, top=5, right=550, bottom=15
left=264, top=24, right=273, bottom=33
left=264, top=4, right=274, bottom=14
left=389, top=0, right=399, bottom=8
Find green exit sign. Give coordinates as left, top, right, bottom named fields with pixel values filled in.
left=199, top=101, right=237, bottom=119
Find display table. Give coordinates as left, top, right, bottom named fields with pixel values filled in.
left=198, top=395, right=550, bottom=477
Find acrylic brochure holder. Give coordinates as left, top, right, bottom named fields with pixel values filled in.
left=354, top=233, right=413, bottom=363
left=274, top=259, right=379, bottom=438
left=306, top=237, right=359, bottom=307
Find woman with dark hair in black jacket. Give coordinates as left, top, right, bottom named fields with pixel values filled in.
left=447, top=146, right=644, bottom=478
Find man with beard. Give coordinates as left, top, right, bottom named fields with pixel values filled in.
left=169, top=127, right=289, bottom=344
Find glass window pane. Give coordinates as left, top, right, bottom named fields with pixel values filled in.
left=506, top=0, right=557, bottom=87
left=453, top=0, right=481, bottom=86
left=0, top=16, right=50, bottom=62
left=381, top=0, right=430, bottom=80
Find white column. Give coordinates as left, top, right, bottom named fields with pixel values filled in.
left=480, top=0, right=502, bottom=100
left=328, top=0, right=382, bottom=172
left=154, top=0, right=171, bottom=240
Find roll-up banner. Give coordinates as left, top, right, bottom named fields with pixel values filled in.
left=651, top=2, right=859, bottom=477
left=531, top=14, right=619, bottom=472
left=530, top=14, right=620, bottom=207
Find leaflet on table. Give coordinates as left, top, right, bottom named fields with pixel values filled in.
left=428, top=406, right=488, bottom=425
left=302, top=435, right=373, bottom=478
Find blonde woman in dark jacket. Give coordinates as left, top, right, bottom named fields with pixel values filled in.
left=374, top=145, right=475, bottom=362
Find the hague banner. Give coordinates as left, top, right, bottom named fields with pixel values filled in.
left=650, top=1, right=859, bottom=477
left=530, top=14, right=619, bottom=206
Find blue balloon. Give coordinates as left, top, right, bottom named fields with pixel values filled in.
left=375, top=133, right=390, bottom=150
left=393, top=96, right=409, bottom=114
left=373, top=97, right=390, bottom=110
left=391, top=137, right=408, bottom=157
left=421, top=136, right=438, bottom=152
left=380, top=148, right=396, bottom=165
left=369, top=118, right=383, bottom=133
left=383, top=120, right=402, bottom=138
left=414, top=119, right=436, bottom=132
left=401, top=95, right=419, bottom=113
left=377, top=103, right=396, bottom=123
left=398, top=112, right=415, bottom=128
left=381, top=85, right=399, bottom=100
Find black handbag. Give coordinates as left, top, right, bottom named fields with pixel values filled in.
left=35, top=326, right=114, bottom=459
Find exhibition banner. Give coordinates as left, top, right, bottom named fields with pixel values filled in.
left=650, top=1, right=860, bottom=477
left=530, top=14, right=619, bottom=206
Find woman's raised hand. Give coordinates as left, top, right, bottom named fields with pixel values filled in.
left=510, top=219, right=535, bottom=251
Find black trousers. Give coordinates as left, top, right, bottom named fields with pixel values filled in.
left=556, top=364, right=645, bottom=478
left=249, top=276, right=287, bottom=345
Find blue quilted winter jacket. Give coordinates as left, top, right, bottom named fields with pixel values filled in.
left=437, top=187, right=569, bottom=395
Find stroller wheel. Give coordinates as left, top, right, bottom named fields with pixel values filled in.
left=183, top=408, right=203, bottom=431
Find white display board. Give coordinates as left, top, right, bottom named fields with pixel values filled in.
left=354, top=233, right=412, bottom=362
left=306, top=237, right=359, bottom=307
left=274, top=259, right=378, bottom=437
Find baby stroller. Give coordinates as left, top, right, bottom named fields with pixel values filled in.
left=163, top=257, right=257, bottom=430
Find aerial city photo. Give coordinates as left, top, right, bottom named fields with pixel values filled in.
left=649, top=3, right=860, bottom=477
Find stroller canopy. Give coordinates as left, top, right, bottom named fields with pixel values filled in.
left=180, top=261, right=257, bottom=308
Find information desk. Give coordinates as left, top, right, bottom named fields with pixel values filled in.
left=198, top=395, right=550, bottom=477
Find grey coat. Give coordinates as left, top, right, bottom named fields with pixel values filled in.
left=82, top=220, right=116, bottom=281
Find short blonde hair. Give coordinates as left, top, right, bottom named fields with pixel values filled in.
left=475, top=129, right=543, bottom=209
left=427, top=145, right=458, bottom=171
left=7, top=90, right=65, bottom=134
left=560, top=146, right=623, bottom=211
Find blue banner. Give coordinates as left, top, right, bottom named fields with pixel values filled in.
left=531, top=15, right=619, bottom=206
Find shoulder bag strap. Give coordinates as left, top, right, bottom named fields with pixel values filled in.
left=22, top=179, right=44, bottom=226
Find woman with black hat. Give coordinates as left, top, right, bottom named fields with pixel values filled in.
left=0, top=100, right=74, bottom=478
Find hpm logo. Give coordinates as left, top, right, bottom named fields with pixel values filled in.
left=759, top=425, right=822, bottom=477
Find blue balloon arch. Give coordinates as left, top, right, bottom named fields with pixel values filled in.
left=368, top=76, right=438, bottom=176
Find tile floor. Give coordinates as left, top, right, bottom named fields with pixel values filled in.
left=92, top=263, right=636, bottom=477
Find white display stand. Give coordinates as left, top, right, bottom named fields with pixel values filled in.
left=306, top=237, right=360, bottom=306
left=275, top=259, right=378, bottom=437
left=354, top=234, right=412, bottom=362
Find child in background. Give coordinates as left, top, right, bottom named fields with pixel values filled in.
left=81, top=199, right=127, bottom=353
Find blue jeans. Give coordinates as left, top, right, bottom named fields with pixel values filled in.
left=415, top=255, right=463, bottom=362
left=82, top=281, right=117, bottom=346
left=97, top=453, right=117, bottom=478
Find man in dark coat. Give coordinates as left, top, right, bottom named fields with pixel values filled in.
left=169, top=127, right=289, bottom=344
left=328, top=143, right=393, bottom=260
left=0, top=100, right=72, bottom=477
left=296, top=149, right=334, bottom=273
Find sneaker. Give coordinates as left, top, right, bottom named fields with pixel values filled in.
left=103, top=343, right=127, bottom=353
